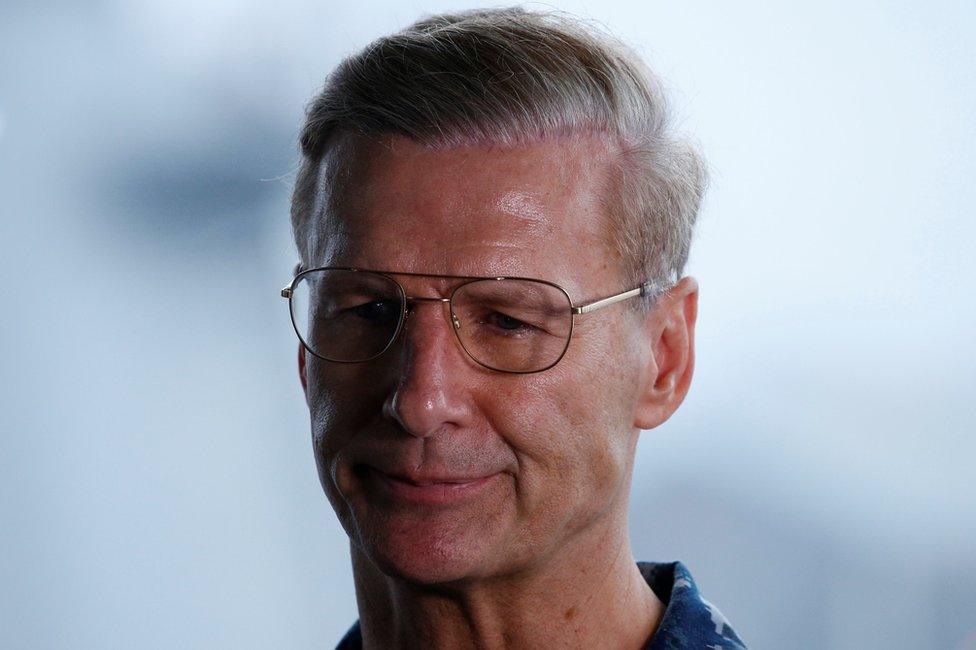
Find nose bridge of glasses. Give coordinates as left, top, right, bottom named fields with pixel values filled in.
left=394, top=295, right=467, bottom=372
left=403, top=295, right=461, bottom=331
left=405, top=295, right=451, bottom=304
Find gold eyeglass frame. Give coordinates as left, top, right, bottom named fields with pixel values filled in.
left=281, top=266, right=665, bottom=374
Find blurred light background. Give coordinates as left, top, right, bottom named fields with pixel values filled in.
left=1, top=1, right=974, bottom=648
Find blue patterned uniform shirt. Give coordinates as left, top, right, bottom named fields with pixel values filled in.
left=336, top=560, right=747, bottom=649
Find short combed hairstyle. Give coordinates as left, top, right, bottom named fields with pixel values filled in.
left=291, top=7, right=707, bottom=299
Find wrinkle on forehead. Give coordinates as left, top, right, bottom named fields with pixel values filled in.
left=305, top=133, right=618, bottom=281
left=493, top=190, right=555, bottom=238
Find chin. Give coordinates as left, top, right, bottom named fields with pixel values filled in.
left=338, top=466, right=519, bottom=586
left=357, top=510, right=503, bottom=586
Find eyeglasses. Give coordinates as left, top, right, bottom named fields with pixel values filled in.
left=281, top=267, right=663, bottom=374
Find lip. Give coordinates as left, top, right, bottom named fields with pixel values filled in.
left=366, top=467, right=500, bottom=506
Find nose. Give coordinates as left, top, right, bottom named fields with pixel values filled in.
left=382, top=299, right=473, bottom=439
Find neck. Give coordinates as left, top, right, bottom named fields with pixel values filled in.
left=351, top=514, right=663, bottom=650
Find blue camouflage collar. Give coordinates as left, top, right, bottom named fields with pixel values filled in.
left=641, top=561, right=747, bottom=649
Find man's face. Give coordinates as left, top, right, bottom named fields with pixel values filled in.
left=300, top=135, right=655, bottom=585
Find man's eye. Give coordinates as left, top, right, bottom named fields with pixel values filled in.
left=484, top=311, right=533, bottom=333
left=350, top=300, right=399, bottom=324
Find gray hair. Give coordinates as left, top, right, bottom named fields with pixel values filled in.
left=291, top=7, right=707, bottom=302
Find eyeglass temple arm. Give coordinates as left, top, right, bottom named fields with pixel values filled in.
left=281, top=263, right=305, bottom=298
left=571, top=282, right=664, bottom=315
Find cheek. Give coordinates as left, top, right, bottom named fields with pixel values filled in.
left=485, top=362, right=637, bottom=533
left=553, top=386, right=633, bottom=502
left=307, top=356, right=387, bottom=436
left=305, top=359, right=386, bottom=500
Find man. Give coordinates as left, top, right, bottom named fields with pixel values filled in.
left=282, top=7, right=747, bottom=649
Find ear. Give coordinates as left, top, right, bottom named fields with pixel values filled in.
left=633, top=277, right=698, bottom=430
left=298, top=342, right=309, bottom=401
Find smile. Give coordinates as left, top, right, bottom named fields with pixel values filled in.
left=365, top=467, right=500, bottom=507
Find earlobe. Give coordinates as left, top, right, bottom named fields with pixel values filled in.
left=633, top=277, right=698, bottom=430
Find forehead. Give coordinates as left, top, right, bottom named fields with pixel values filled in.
left=310, top=134, right=621, bottom=289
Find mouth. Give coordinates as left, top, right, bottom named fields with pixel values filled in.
left=358, top=465, right=500, bottom=507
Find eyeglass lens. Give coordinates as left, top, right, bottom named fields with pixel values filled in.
left=289, top=269, right=573, bottom=373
